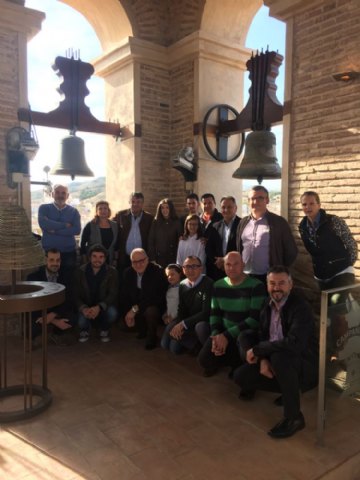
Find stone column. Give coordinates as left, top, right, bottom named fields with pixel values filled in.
left=94, top=31, right=249, bottom=214
left=0, top=0, right=44, bottom=332
left=0, top=0, right=44, bottom=214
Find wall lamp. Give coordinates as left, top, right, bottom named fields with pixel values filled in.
left=6, top=125, right=39, bottom=188
left=332, top=71, right=360, bottom=82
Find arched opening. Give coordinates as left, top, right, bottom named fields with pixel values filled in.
left=201, top=0, right=262, bottom=45
left=242, top=4, right=286, bottom=215
left=25, top=0, right=115, bottom=232
left=61, top=0, right=133, bottom=52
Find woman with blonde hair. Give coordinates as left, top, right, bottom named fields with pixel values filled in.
left=148, top=198, right=182, bottom=267
left=80, top=201, right=118, bottom=265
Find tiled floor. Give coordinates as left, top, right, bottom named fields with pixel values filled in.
left=1, top=329, right=360, bottom=480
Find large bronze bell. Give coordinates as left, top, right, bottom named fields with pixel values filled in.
left=232, top=130, right=281, bottom=184
left=50, top=134, right=94, bottom=180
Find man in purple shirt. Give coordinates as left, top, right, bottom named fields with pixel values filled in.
left=236, top=185, right=297, bottom=284
left=234, top=266, right=318, bottom=438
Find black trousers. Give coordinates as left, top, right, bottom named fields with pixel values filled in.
left=135, top=305, right=161, bottom=344
left=198, top=336, right=242, bottom=371
left=233, top=351, right=318, bottom=419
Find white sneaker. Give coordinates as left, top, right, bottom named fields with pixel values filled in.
left=79, top=331, right=90, bottom=343
left=100, top=330, right=110, bottom=343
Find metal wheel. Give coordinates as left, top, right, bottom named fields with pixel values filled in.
left=202, top=104, right=245, bottom=163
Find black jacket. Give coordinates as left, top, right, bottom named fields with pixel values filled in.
left=74, top=264, right=119, bottom=311
left=177, top=276, right=214, bottom=329
left=121, top=262, right=167, bottom=315
left=253, top=292, right=317, bottom=359
left=205, top=216, right=240, bottom=280
left=113, top=209, right=154, bottom=266
left=240, top=291, right=318, bottom=391
left=299, top=209, right=357, bottom=280
left=27, top=267, right=72, bottom=317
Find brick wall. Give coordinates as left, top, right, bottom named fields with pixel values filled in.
left=140, top=63, right=171, bottom=214
left=0, top=28, right=23, bottom=334
left=121, top=0, right=205, bottom=46
left=139, top=60, right=195, bottom=216
left=288, top=0, right=360, bottom=282
left=169, top=61, right=195, bottom=216
left=0, top=29, right=21, bottom=203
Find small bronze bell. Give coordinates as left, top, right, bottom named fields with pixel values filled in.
left=50, top=134, right=94, bottom=180
left=232, top=130, right=281, bottom=184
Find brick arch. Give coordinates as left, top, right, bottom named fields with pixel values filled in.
left=60, top=0, right=133, bottom=51
left=201, top=0, right=263, bottom=47
left=119, top=0, right=206, bottom=46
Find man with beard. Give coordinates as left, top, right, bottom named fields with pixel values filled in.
left=234, top=266, right=318, bottom=438
left=75, top=244, right=119, bottom=343
left=27, top=248, right=74, bottom=346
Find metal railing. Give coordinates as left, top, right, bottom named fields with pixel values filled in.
left=317, top=283, right=360, bottom=445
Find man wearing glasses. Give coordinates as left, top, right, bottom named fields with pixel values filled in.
left=161, top=256, right=213, bottom=354
left=121, top=248, right=168, bottom=349
left=236, top=185, right=297, bottom=284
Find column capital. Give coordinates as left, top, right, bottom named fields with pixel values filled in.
left=0, top=0, right=44, bottom=39
left=94, top=31, right=250, bottom=78
left=264, top=0, right=324, bottom=21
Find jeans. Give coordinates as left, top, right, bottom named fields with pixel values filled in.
left=78, top=306, right=118, bottom=332
left=161, top=321, right=184, bottom=354
left=161, top=320, right=204, bottom=354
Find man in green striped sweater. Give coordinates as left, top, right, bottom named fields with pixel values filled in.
left=198, top=251, right=267, bottom=377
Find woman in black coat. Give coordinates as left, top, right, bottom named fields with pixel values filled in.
left=148, top=198, right=182, bottom=268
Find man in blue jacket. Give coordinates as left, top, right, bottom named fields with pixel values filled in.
left=38, top=184, right=81, bottom=273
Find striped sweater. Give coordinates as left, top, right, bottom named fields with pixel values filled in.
left=210, top=276, right=267, bottom=340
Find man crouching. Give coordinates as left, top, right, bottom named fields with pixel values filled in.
left=234, top=265, right=318, bottom=438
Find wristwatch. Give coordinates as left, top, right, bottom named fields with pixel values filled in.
left=131, top=305, right=139, bottom=313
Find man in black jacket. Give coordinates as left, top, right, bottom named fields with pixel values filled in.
left=75, top=244, right=119, bottom=343
left=161, top=256, right=213, bottom=354
left=122, top=248, right=168, bottom=349
left=206, top=196, right=240, bottom=280
left=200, top=193, right=223, bottom=236
left=113, top=192, right=154, bottom=275
left=27, top=248, right=74, bottom=345
left=234, top=265, right=318, bottom=438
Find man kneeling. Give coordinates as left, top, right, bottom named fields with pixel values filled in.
left=75, top=244, right=118, bottom=343
left=161, top=256, right=213, bottom=354
left=234, top=265, right=318, bottom=438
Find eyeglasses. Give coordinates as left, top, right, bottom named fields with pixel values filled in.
left=248, top=196, right=266, bottom=201
left=132, top=257, right=147, bottom=265
left=182, top=264, right=201, bottom=270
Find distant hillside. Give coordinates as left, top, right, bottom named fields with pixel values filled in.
left=31, top=177, right=105, bottom=201
left=31, top=177, right=106, bottom=235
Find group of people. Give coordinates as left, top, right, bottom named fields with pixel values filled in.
left=29, top=183, right=357, bottom=439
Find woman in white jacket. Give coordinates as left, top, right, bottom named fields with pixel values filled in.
left=176, top=214, right=205, bottom=270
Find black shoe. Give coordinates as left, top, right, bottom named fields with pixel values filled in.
left=273, top=395, right=283, bottom=406
left=268, top=413, right=305, bottom=438
left=203, top=368, right=217, bottom=377
left=145, top=342, right=157, bottom=350
left=239, top=390, right=255, bottom=401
